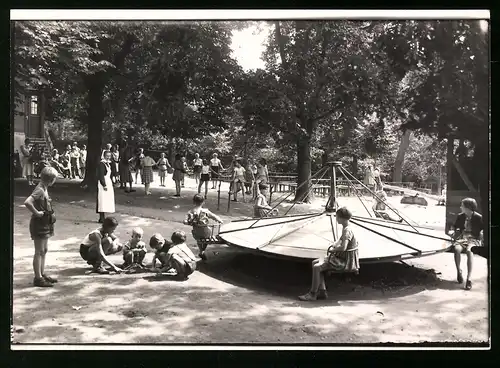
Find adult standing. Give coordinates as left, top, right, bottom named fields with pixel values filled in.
left=134, top=148, right=145, bottom=185
left=210, top=153, right=224, bottom=189
left=141, top=152, right=156, bottom=195
left=20, top=138, right=34, bottom=185
left=192, top=153, right=203, bottom=185
left=96, top=150, right=115, bottom=223
left=172, top=154, right=185, bottom=197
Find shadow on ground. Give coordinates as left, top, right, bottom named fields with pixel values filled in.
left=195, top=245, right=463, bottom=301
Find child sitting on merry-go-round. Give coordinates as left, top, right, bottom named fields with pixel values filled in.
left=372, top=190, right=403, bottom=223
left=254, top=183, right=279, bottom=218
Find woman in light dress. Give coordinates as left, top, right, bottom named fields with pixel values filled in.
left=96, top=151, right=115, bottom=223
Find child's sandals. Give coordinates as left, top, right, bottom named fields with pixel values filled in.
left=42, top=274, right=58, bottom=283
left=33, top=277, right=53, bottom=287
left=465, top=280, right=472, bottom=290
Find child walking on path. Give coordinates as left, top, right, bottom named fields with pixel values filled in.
left=79, top=217, right=123, bottom=274
left=449, top=197, right=484, bottom=290
left=184, top=194, right=223, bottom=261
left=192, top=153, right=203, bottom=185
left=24, top=167, right=59, bottom=287
left=299, top=207, right=359, bottom=301
left=122, top=227, right=147, bottom=267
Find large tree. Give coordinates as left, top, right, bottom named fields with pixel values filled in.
left=240, top=21, right=398, bottom=201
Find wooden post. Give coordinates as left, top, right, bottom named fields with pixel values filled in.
left=217, top=180, right=221, bottom=211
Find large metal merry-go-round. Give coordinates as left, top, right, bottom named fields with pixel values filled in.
left=202, top=161, right=452, bottom=264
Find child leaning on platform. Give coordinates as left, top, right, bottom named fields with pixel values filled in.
left=24, top=166, right=59, bottom=288
left=79, top=217, right=123, bottom=274
left=449, top=197, right=484, bottom=291
left=122, top=227, right=147, bottom=267
left=299, top=207, right=360, bottom=301
left=184, top=194, right=223, bottom=261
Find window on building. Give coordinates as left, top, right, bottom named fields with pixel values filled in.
left=30, top=95, right=38, bottom=115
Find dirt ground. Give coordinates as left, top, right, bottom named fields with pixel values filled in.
left=11, top=177, right=489, bottom=345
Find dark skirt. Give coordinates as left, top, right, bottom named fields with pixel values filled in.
left=120, top=163, right=133, bottom=183
left=193, top=165, right=202, bottom=174
left=30, top=215, right=54, bottom=240
left=200, top=173, right=210, bottom=182
left=211, top=166, right=220, bottom=179
left=111, top=161, right=119, bottom=177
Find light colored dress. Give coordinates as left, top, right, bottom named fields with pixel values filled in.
left=97, top=161, right=115, bottom=213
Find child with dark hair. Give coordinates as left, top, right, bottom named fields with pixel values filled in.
left=122, top=227, right=147, bottom=267
left=198, top=159, right=211, bottom=198
left=149, top=233, right=173, bottom=270
left=79, top=217, right=123, bottom=274
left=254, top=183, right=278, bottom=218
left=154, top=231, right=197, bottom=279
left=299, top=207, right=359, bottom=301
left=184, top=194, right=223, bottom=260
left=24, top=167, right=59, bottom=287
left=449, top=197, right=483, bottom=290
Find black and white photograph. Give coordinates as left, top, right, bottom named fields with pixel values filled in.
left=11, top=9, right=490, bottom=347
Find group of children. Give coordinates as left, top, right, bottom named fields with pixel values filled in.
left=24, top=166, right=484, bottom=298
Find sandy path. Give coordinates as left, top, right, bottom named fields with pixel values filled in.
left=12, top=194, right=489, bottom=345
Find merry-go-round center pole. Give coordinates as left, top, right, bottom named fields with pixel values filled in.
left=325, top=161, right=342, bottom=213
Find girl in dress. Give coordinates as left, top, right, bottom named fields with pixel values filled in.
left=24, top=166, right=59, bottom=287
left=210, top=153, right=224, bottom=189
left=96, top=150, right=116, bottom=223
left=172, top=154, right=185, bottom=197
left=244, top=160, right=256, bottom=195
left=156, top=152, right=171, bottom=187
left=299, top=207, right=359, bottom=301
left=231, top=160, right=246, bottom=202
left=141, top=152, right=156, bottom=195
left=363, top=164, right=375, bottom=194
left=192, top=153, right=203, bottom=185
left=198, top=159, right=211, bottom=198
left=373, top=167, right=383, bottom=192
left=450, top=197, right=483, bottom=290
left=254, top=159, right=269, bottom=199
left=181, top=156, right=188, bottom=187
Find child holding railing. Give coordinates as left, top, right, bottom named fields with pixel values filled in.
left=184, top=194, right=223, bottom=261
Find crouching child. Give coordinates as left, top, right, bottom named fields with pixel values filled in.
left=149, top=233, right=173, bottom=270
left=152, top=231, right=197, bottom=280
left=122, top=227, right=147, bottom=268
left=79, top=217, right=123, bottom=274
left=299, top=207, right=359, bottom=301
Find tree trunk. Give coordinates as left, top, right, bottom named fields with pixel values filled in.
left=81, top=76, right=106, bottom=191
left=295, top=137, right=312, bottom=203
left=352, top=155, right=358, bottom=177
left=393, top=129, right=412, bottom=182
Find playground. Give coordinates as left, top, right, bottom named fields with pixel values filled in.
left=12, top=176, right=489, bottom=344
